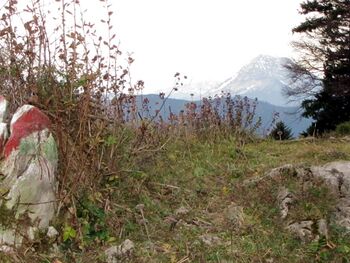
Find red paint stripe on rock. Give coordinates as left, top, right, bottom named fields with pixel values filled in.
left=4, top=107, right=51, bottom=158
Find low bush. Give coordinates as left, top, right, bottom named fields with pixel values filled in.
left=336, top=121, right=350, bottom=136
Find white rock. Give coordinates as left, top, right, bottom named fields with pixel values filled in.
left=317, top=219, right=329, bottom=239
left=0, top=245, right=14, bottom=253
left=199, top=234, right=222, bottom=247
left=175, top=206, right=189, bottom=216
left=277, top=187, right=294, bottom=219
left=105, top=239, right=135, bottom=263
left=27, top=227, right=38, bottom=241
left=286, top=221, right=314, bottom=242
left=225, top=204, right=245, bottom=228
left=47, top=226, right=59, bottom=238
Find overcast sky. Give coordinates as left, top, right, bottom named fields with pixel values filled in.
left=43, top=0, right=302, bottom=94
left=102, top=0, right=304, bottom=93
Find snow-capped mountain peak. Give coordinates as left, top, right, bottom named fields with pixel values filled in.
left=209, top=55, right=295, bottom=106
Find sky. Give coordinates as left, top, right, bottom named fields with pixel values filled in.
left=13, top=0, right=304, bottom=94
left=103, top=0, right=305, bottom=93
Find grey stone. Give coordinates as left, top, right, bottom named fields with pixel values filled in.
left=317, top=219, right=329, bottom=239
left=199, top=234, right=222, bottom=247
left=175, top=206, right=190, bottom=216
left=286, top=221, right=314, bottom=242
left=277, top=187, right=294, bottom=219
left=261, top=161, right=350, bottom=231
left=47, top=226, right=59, bottom=239
left=225, top=204, right=245, bottom=229
left=105, top=239, right=135, bottom=263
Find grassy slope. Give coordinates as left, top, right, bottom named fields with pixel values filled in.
left=2, top=137, right=350, bottom=262
left=102, top=137, right=350, bottom=262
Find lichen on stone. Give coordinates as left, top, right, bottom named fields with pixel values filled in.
left=42, top=134, right=58, bottom=164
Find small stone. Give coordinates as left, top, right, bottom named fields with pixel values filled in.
left=0, top=245, right=13, bottom=253
left=317, top=219, right=329, bottom=239
left=286, top=221, right=314, bottom=242
left=135, top=204, right=145, bottom=211
left=225, top=204, right=244, bottom=229
left=199, top=234, right=222, bottom=247
left=175, top=206, right=189, bottom=216
left=0, top=228, right=23, bottom=248
left=105, top=239, right=134, bottom=263
left=277, top=187, right=294, bottom=219
left=47, top=226, right=59, bottom=238
left=27, top=227, right=38, bottom=241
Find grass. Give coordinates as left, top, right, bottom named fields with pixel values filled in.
left=1, top=136, right=350, bottom=262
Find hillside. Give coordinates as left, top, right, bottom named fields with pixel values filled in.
left=3, top=135, right=350, bottom=262
left=1, top=1, right=349, bottom=262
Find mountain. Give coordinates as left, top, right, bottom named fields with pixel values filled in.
left=135, top=94, right=311, bottom=136
left=170, top=81, right=220, bottom=101
left=208, top=55, right=295, bottom=106
left=129, top=55, right=315, bottom=135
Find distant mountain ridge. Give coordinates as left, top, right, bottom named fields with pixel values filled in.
left=135, top=94, right=311, bottom=136
left=137, top=55, right=313, bottom=135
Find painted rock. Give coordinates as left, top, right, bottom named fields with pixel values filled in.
left=0, top=104, right=58, bottom=247
left=4, top=105, right=51, bottom=158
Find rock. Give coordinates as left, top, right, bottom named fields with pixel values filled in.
left=225, top=204, right=245, bottom=229
left=286, top=221, right=314, bottom=242
left=4, top=105, right=51, bottom=158
left=27, top=227, right=38, bottom=241
left=311, top=161, right=350, bottom=229
left=277, top=187, right=294, bottom=219
left=175, top=206, right=189, bottom=216
left=317, top=219, right=329, bottom=239
left=333, top=198, right=350, bottom=229
left=105, top=239, right=135, bottom=263
left=0, top=104, right=58, bottom=248
left=0, top=245, right=13, bottom=253
left=0, top=228, right=22, bottom=248
left=199, top=234, right=222, bottom=247
left=257, top=161, right=350, bottom=231
left=47, top=226, right=59, bottom=239
left=311, top=161, right=350, bottom=197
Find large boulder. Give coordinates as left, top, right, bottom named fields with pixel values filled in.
left=0, top=102, right=58, bottom=248
left=245, top=161, right=350, bottom=241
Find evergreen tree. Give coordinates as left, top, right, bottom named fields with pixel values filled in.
left=286, top=0, right=350, bottom=134
left=270, top=121, right=293, bottom=140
